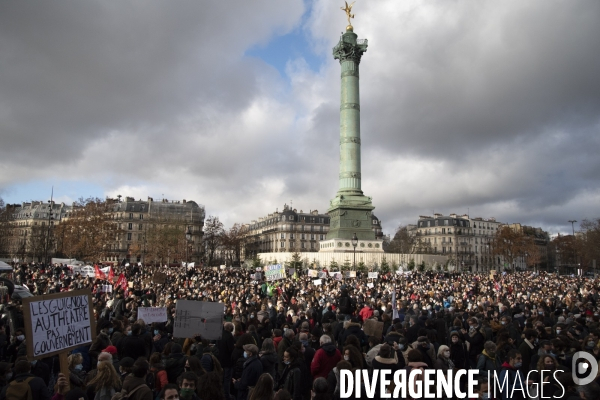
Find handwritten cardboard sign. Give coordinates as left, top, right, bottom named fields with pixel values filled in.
left=345, top=271, right=356, bottom=278
left=368, top=272, right=379, bottom=279
left=308, top=269, right=318, bottom=278
left=313, top=279, right=322, bottom=286
left=363, top=319, right=384, bottom=339
left=153, top=272, right=167, bottom=284
left=137, top=307, right=168, bottom=324
left=173, top=300, right=223, bottom=340
left=264, top=264, right=286, bottom=281
left=23, top=289, right=96, bottom=359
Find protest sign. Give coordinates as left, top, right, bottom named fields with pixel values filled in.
left=23, top=289, right=96, bottom=360
left=313, top=279, right=322, bottom=286
left=264, top=264, right=286, bottom=281
left=153, top=272, right=167, bottom=284
left=317, top=271, right=328, bottom=279
left=220, top=265, right=226, bottom=270
left=368, top=272, right=379, bottom=279
left=80, top=266, right=95, bottom=278
left=367, top=283, right=374, bottom=288
left=333, top=272, right=343, bottom=281
left=138, top=307, right=168, bottom=324
left=97, top=285, right=112, bottom=293
left=308, top=269, right=318, bottom=278
left=288, top=268, right=295, bottom=276
left=255, top=272, right=262, bottom=280
left=363, top=319, right=384, bottom=339
left=173, top=300, right=223, bottom=340
left=250, top=274, right=255, bottom=280
left=344, top=271, right=356, bottom=278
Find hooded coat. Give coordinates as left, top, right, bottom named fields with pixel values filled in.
left=310, top=342, right=342, bottom=379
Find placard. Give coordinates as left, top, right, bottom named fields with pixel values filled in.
left=313, top=279, right=322, bottom=286
left=288, top=268, right=295, bottom=276
left=138, top=307, right=168, bottom=324
left=318, top=271, right=328, bottom=279
left=173, top=300, right=223, bottom=340
left=264, top=264, right=286, bottom=281
left=97, top=285, right=112, bottom=293
left=333, top=272, right=343, bottom=281
left=23, top=289, right=96, bottom=359
left=220, top=265, right=226, bottom=270
left=363, top=319, right=384, bottom=339
left=80, top=266, right=95, bottom=278
left=308, top=269, right=318, bottom=278
left=367, top=283, right=374, bottom=288
left=344, top=271, right=356, bottom=278
left=254, top=272, right=262, bottom=280
left=153, top=272, right=167, bottom=284
left=368, top=272, right=379, bottom=279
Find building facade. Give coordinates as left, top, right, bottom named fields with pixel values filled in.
left=0, top=197, right=205, bottom=265
left=415, top=214, right=502, bottom=272
left=243, top=204, right=383, bottom=259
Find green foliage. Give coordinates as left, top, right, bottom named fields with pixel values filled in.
left=251, top=255, right=262, bottom=269
left=340, top=258, right=350, bottom=271
left=391, top=261, right=399, bottom=273
left=407, top=259, right=415, bottom=271
left=357, top=261, right=368, bottom=274
left=329, top=260, right=339, bottom=270
left=418, top=261, right=426, bottom=272
left=289, top=252, right=303, bottom=271
left=380, top=256, right=390, bottom=274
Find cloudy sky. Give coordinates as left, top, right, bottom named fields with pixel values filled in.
left=1, top=0, right=599, bottom=237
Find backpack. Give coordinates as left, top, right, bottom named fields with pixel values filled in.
left=111, top=384, right=146, bottom=400
left=5, top=377, right=34, bottom=400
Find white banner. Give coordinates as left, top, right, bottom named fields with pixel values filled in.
left=308, top=269, right=318, bottom=278
left=367, top=283, right=374, bottom=288
left=368, top=272, right=379, bottom=279
left=97, top=285, right=112, bottom=293
left=138, top=307, right=168, bottom=324
left=173, top=301, right=223, bottom=340
left=313, top=279, right=322, bottom=286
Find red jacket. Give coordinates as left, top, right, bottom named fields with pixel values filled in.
left=359, top=306, right=374, bottom=321
left=273, top=336, right=283, bottom=349
left=311, top=343, right=342, bottom=379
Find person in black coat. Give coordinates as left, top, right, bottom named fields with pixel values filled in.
left=117, top=323, right=147, bottom=361
left=338, top=318, right=367, bottom=350
left=277, top=347, right=303, bottom=400
left=233, top=344, right=263, bottom=400
left=217, top=323, right=236, bottom=400
left=165, top=343, right=187, bottom=384
left=0, top=360, right=50, bottom=400
left=259, top=338, right=278, bottom=381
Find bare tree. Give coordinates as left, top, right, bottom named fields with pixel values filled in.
left=490, top=226, right=533, bottom=272
left=203, top=215, right=224, bottom=266
left=221, top=223, right=248, bottom=267
left=386, top=225, right=430, bottom=254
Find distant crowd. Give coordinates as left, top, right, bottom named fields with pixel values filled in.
left=0, top=262, right=598, bottom=400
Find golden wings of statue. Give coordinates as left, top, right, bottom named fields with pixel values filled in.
left=341, top=1, right=355, bottom=25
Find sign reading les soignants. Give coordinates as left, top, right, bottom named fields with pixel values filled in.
left=23, top=289, right=96, bottom=359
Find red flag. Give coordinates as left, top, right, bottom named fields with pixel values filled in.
left=116, top=273, right=128, bottom=291
left=108, top=267, right=114, bottom=281
left=94, top=265, right=107, bottom=280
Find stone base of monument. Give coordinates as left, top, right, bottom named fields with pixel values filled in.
left=318, top=238, right=384, bottom=253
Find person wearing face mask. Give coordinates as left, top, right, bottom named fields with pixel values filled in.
left=67, top=353, right=86, bottom=389
left=475, top=341, right=501, bottom=379
left=449, top=331, right=469, bottom=370
left=233, top=344, right=262, bottom=400
left=118, top=323, right=147, bottom=361
left=276, top=347, right=303, bottom=400
left=499, top=349, right=529, bottom=400
left=460, top=318, right=485, bottom=368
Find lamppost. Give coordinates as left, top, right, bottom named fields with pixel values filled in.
left=186, top=227, right=193, bottom=263
left=568, top=220, right=577, bottom=236
left=44, top=189, right=54, bottom=266
left=351, top=233, right=358, bottom=270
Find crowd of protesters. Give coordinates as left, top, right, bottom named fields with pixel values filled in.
left=0, top=262, right=599, bottom=399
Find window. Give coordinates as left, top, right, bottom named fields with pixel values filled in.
left=128, top=223, right=133, bottom=230
left=139, top=214, right=144, bottom=219
left=281, top=233, right=285, bottom=239
left=449, top=247, right=452, bottom=253
left=311, top=234, right=315, bottom=240
left=444, top=220, right=449, bottom=226
left=373, top=219, right=377, bottom=224
left=280, top=241, right=285, bottom=248
left=311, top=242, right=315, bottom=249
left=301, top=242, right=305, bottom=249
left=442, top=228, right=446, bottom=234
left=289, top=216, right=293, bottom=221
left=138, top=224, right=143, bottom=230
left=320, top=235, right=324, bottom=240
left=301, top=234, right=305, bottom=239
left=290, top=234, right=294, bottom=239
left=138, top=234, right=142, bottom=241
left=476, top=246, right=478, bottom=253
left=129, top=213, right=133, bottom=219
left=442, top=247, right=446, bottom=253
left=127, top=233, right=132, bottom=241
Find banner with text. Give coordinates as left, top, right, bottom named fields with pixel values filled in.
left=173, top=300, right=223, bottom=340
left=23, top=289, right=96, bottom=359
left=264, top=264, right=286, bottom=281
left=308, top=269, right=318, bottom=278
left=368, top=272, right=379, bottom=279
left=137, top=307, right=168, bottom=324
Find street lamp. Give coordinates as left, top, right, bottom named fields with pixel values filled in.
left=186, top=227, right=193, bottom=263
left=351, top=233, right=358, bottom=270
left=568, top=220, right=577, bottom=236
